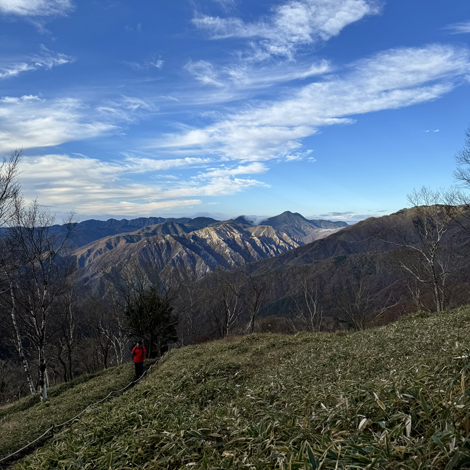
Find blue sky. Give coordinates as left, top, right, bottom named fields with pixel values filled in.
left=1, top=0, right=469, bottom=223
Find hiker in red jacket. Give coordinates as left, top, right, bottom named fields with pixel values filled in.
left=131, top=341, right=147, bottom=379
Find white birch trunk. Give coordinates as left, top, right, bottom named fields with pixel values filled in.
left=9, top=283, right=35, bottom=394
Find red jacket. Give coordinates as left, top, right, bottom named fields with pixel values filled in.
left=131, top=345, right=146, bottom=363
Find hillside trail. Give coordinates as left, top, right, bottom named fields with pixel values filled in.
left=0, top=359, right=160, bottom=469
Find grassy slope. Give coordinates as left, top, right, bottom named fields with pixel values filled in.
left=0, top=364, right=135, bottom=463
left=10, top=308, right=470, bottom=469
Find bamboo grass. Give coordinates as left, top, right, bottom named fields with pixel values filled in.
left=8, top=307, right=470, bottom=469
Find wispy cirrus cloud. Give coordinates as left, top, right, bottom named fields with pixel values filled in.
left=122, top=155, right=213, bottom=172
left=445, top=21, right=470, bottom=35
left=210, top=0, right=237, bottom=11
left=0, top=96, right=115, bottom=152
left=186, top=0, right=377, bottom=98
left=194, top=162, right=268, bottom=179
left=158, top=45, right=470, bottom=163
left=185, top=59, right=331, bottom=90
left=185, top=60, right=224, bottom=87
left=0, top=46, right=74, bottom=79
left=96, top=96, right=158, bottom=123
left=19, top=154, right=266, bottom=216
left=0, top=93, right=162, bottom=152
left=0, top=0, right=74, bottom=17
left=124, top=58, right=164, bottom=71
left=193, top=0, right=382, bottom=61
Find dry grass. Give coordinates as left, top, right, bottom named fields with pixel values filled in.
left=8, top=307, right=470, bottom=469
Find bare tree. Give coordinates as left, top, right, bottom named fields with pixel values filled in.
left=83, top=293, right=131, bottom=367
left=239, top=269, right=267, bottom=334
left=455, top=126, right=470, bottom=187
left=0, top=149, right=21, bottom=228
left=174, top=282, right=206, bottom=346
left=373, top=187, right=461, bottom=313
left=398, top=188, right=459, bottom=312
left=205, top=269, right=244, bottom=338
left=289, top=278, right=324, bottom=332
left=50, top=284, right=83, bottom=382
left=0, top=150, right=36, bottom=395
left=7, top=201, right=75, bottom=399
left=7, top=282, right=35, bottom=394
left=336, top=273, right=400, bottom=331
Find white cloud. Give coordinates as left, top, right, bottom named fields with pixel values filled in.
left=194, top=177, right=261, bottom=196
left=159, top=120, right=316, bottom=162
left=65, top=199, right=202, bottom=217
left=195, top=162, right=268, bottom=179
left=0, top=95, right=41, bottom=103
left=19, top=154, right=267, bottom=216
left=186, top=58, right=331, bottom=90
left=186, top=0, right=371, bottom=99
left=125, top=58, right=164, bottom=71
left=123, top=155, right=213, bottom=172
left=96, top=96, right=158, bottom=123
left=446, top=21, right=470, bottom=35
left=0, top=46, right=74, bottom=80
left=314, top=211, right=372, bottom=222
left=185, top=60, right=224, bottom=87
left=285, top=150, right=314, bottom=162
left=0, top=96, right=116, bottom=152
left=0, top=0, right=73, bottom=17
left=0, top=92, right=162, bottom=152
left=211, top=0, right=236, bottom=10
left=193, top=0, right=382, bottom=61
left=157, top=45, right=470, bottom=163
left=0, top=63, right=32, bottom=79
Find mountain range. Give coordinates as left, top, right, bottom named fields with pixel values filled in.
left=52, top=211, right=347, bottom=249
left=60, top=206, right=470, bottom=328
left=67, top=211, right=348, bottom=290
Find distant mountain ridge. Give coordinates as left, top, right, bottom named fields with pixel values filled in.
left=45, top=211, right=349, bottom=291
left=52, top=211, right=347, bottom=248
left=74, top=220, right=301, bottom=290
left=259, top=211, right=348, bottom=244
left=50, top=216, right=218, bottom=248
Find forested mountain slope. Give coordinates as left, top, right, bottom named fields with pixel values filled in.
left=257, top=206, right=470, bottom=271
left=200, top=205, right=470, bottom=329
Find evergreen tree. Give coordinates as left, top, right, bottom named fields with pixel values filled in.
left=124, top=286, right=178, bottom=358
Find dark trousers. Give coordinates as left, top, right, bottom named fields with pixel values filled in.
left=134, top=361, right=144, bottom=379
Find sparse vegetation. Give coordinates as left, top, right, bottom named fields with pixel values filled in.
left=5, top=306, right=470, bottom=469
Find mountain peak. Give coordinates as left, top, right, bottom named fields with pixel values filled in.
left=260, top=211, right=307, bottom=225
left=257, top=211, right=346, bottom=244
left=231, top=216, right=254, bottom=226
